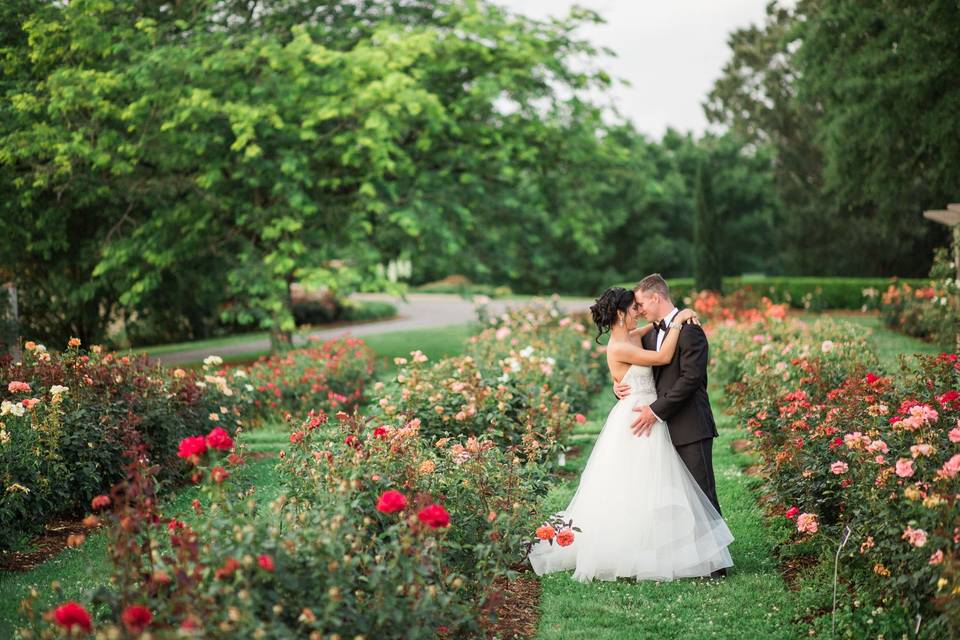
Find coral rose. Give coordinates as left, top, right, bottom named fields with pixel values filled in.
left=556, top=529, right=575, bottom=547
left=535, top=525, right=555, bottom=541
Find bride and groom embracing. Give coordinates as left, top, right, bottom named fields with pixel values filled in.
left=529, top=274, right=733, bottom=582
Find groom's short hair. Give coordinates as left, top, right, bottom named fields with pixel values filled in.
left=634, top=274, right=671, bottom=301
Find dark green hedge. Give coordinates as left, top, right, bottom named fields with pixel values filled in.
left=292, top=299, right=397, bottom=326
left=618, top=276, right=928, bottom=311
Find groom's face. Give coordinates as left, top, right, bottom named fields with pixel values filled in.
left=634, top=290, right=650, bottom=321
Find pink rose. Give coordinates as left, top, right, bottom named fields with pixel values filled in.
left=902, top=526, right=927, bottom=548
left=937, top=454, right=960, bottom=479
left=929, top=549, right=944, bottom=565
left=797, top=512, right=818, bottom=534
left=830, top=461, right=849, bottom=475
left=910, top=443, right=934, bottom=458
left=949, top=425, right=960, bottom=443
left=895, top=458, right=915, bottom=478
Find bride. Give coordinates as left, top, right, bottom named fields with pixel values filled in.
left=528, top=287, right=734, bottom=582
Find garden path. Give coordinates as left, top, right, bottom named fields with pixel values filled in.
left=154, top=294, right=593, bottom=366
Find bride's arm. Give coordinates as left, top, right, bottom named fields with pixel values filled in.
left=628, top=323, right=655, bottom=339
left=611, top=309, right=699, bottom=366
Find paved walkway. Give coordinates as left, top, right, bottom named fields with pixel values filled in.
left=153, top=293, right=593, bottom=365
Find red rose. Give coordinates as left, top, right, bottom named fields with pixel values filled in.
left=53, top=601, right=92, bottom=634
left=376, top=490, right=408, bottom=513
left=177, top=435, right=207, bottom=461
left=206, top=427, right=234, bottom=451
left=574, top=413, right=587, bottom=424
left=90, top=495, right=110, bottom=510
left=785, top=506, right=800, bottom=520
left=345, top=434, right=360, bottom=448
left=258, top=553, right=275, bottom=572
left=211, top=466, right=230, bottom=484
left=121, top=605, right=153, bottom=633
left=373, top=426, right=389, bottom=438
left=215, top=556, right=241, bottom=580
left=290, top=431, right=305, bottom=444
left=556, top=529, right=575, bottom=547
left=418, top=503, right=450, bottom=529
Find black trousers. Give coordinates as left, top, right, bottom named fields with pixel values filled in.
left=674, top=438, right=721, bottom=515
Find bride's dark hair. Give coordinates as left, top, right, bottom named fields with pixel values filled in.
left=589, top=287, right=635, bottom=343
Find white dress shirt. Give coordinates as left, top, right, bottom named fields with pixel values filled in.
left=655, top=307, right=680, bottom=351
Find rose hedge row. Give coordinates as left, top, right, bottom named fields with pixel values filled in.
left=877, top=248, right=959, bottom=350
left=0, top=342, right=247, bottom=552
left=0, top=337, right=373, bottom=553
left=372, top=299, right=606, bottom=463
left=709, top=305, right=960, bottom=638
left=245, top=337, right=375, bottom=421
left=19, top=411, right=550, bottom=638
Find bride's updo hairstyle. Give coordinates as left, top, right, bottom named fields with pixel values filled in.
left=589, top=287, right=635, bottom=343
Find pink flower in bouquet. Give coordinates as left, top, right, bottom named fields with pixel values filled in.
left=797, top=513, right=818, bottom=534
left=7, top=381, right=30, bottom=393
left=929, top=549, right=944, bottom=565
left=830, top=461, right=849, bottom=475
left=556, top=529, right=575, bottom=547
left=902, top=526, right=927, bottom=548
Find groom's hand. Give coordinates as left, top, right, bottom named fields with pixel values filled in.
left=631, top=405, right=657, bottom=437
left=613, top=381, right=632, bottom=399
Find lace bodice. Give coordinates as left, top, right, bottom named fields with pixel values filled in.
left=621, top=365, right=657, bottom=398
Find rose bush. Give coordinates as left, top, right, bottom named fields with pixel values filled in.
left=710, top=302, right=960, bottom=637
left=372, top=300, right=605, bottom=463
left=18, top=410, right=550, bottom=638
left=0, top=341, right=246, bottom=551
left=877, top=248, right=959, bottom=350
left=244, top=337, right=375, bottom=421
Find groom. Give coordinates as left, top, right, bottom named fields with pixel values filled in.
left=614, top=274, right=724, bottom=575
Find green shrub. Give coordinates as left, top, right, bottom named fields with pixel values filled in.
left=292, top=299, right=396, bottom=326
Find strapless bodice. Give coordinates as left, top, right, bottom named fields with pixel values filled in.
left=621, top=364, right=657, bottom=397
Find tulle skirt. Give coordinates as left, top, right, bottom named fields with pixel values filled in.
left=528, top=392, right=734, bottom=582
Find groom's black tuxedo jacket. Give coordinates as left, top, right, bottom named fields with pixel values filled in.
left=642, top=323, right=718, bottom=447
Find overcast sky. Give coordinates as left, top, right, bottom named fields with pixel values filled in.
left=493, top=1, right=774, bottom=139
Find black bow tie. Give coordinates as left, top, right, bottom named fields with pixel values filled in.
left=654, top=320, right=667, bottom=332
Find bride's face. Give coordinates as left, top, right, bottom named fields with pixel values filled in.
left=621, top=303, right=640, bottom=330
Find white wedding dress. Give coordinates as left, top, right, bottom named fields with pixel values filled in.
left=529, top=364, right=734, bottom=582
